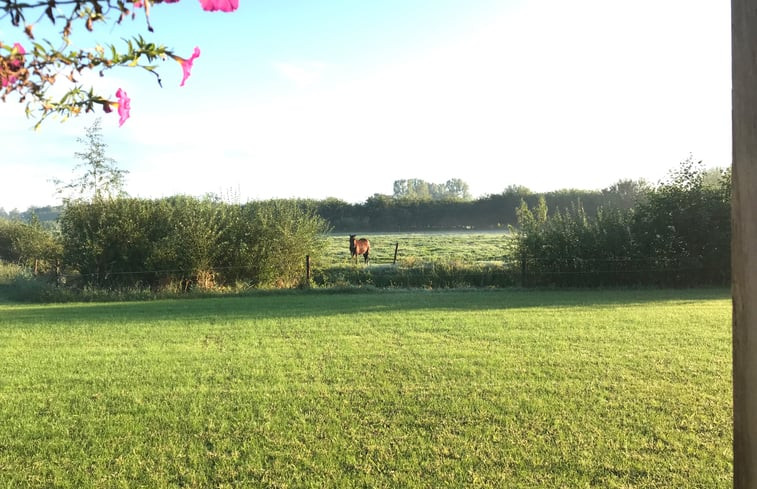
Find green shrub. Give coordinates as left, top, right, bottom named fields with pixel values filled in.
left=513, top=158, right=731, bottom=287
left=59, top=197, right=330, bottom=291
left=0, top=218, right=62, bottom=274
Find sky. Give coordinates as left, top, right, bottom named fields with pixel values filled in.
left=0, top=0, right=732, bottom=211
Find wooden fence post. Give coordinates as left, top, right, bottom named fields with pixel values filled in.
left=393, top=242, right=399, bottom=265
left=305, top=255, right=311, bottom=284
left=732, top=0, right=757, bottom=485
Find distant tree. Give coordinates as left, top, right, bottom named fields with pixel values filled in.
left=409, top=179, right=431, bottom=200
left=366, top=193, right=394, bottom=208
left=392, top=178, right=471, bottom=201
left=392, top=180, right=409, bottom=199
left=442, top=178, right=471, bottom=201
left=502, top=185, right=532, bottom=197
left=702, top=166, right=731, bottom=190
left=54, top=118, right=128, bottom=203
left=602, top=179, right=650, bottom=210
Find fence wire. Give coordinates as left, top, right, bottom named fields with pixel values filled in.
left=32, top=252, right=728, bottom=290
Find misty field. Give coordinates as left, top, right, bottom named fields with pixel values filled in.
left=315, top=232, right=518, bottom=288
left=321, top=231, right=514, bottom=266
left=0, top=288, right=731, bottom=488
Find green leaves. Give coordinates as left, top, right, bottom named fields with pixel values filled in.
left=2, top=0, right=189, bottom=126
left=513, top=158, right=731, bottom=287
left=58, top=197, right=330, bottom=289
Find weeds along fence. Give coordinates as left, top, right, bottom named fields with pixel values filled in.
left=515, top=256, right=730, bottom=288
left=50, top=254, right=732, bottom=290
left=310, top=255, right=729, bottom=289
left=312, top=261, right=517, bottom=289
left=2, top=252, right=728, bottom=301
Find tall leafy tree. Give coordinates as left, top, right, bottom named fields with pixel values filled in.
left=392, top=178, right=471, bottom=201
left=54, top=118, right=128, bottom=202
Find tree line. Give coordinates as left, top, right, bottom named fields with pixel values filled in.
left=2, top=170, right=721, bottom=234
left=299, top=179, right=646, bottom=232
left=0, top=189, right=629, bottom=233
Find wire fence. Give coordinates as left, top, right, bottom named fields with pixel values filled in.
left=313, top=254, right=729, bottom=289
left=13, top=251, right=728, bottom=291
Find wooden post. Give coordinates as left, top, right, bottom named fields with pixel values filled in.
left=732, top=1, right=757, bottom=485
left=393, top=242, right=399, bottom=265
left=521, top=255, right=527, bottom=287
left=305, top=255, right=311, bottom=283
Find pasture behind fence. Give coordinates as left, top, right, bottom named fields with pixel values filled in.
left=310, top=251, right=729, bottom=289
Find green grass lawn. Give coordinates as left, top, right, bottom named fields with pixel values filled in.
left=0, top=289, right=732, bottom=488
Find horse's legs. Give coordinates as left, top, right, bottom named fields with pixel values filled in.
left=363, top=251, right=369, bottom=263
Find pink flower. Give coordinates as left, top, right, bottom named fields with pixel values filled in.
left=10, top=43, right=25, bottom=67
left=116, top=88, right=131, bottom=126
left=199, top=0, right=238, bottom=12
left=176, top=47, right=200, bottom=86
left=2, top=43, right=26, bottom=87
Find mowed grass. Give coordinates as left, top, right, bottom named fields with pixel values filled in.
left=0, top=289, right=731, bottom=488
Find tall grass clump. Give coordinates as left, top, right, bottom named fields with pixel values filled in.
left=0, top=270, right=63, bottom=303
left=0, top=261, right=26, bottom=285
left=314, top=260, right=517, bottom=289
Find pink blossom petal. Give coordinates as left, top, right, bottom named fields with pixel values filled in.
left=9, top=43, right=25, bottom=69
left=116, top=88, right=131, bottom=126
left=3, top=42, right=25, bottom=86
left=178, top=47, right=200, bottom=86
left=199, top=0, right=238, bottom=12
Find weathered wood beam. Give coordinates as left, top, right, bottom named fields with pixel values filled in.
left=732, top=0, right=757, bottom=486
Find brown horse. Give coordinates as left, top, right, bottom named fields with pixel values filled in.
left=349, top=234, right=371, bottom=264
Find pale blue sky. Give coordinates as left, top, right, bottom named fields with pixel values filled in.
left=1, top=0, right=731, bottom=210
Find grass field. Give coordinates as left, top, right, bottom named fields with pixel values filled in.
left=0, top=288, right=731, bottom=487
left=322, top=232, right=514, bottom=266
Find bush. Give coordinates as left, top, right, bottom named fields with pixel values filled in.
left=0, top=218, right=62, bottom=274
left=0, top=261, right=27, bottom=285
left=512, top=158, right=731, bottom=287
left=58, top=196, right=330, bottom=290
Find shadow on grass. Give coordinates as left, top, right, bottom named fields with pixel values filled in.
left=0, top=287, right=731, bottom=327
